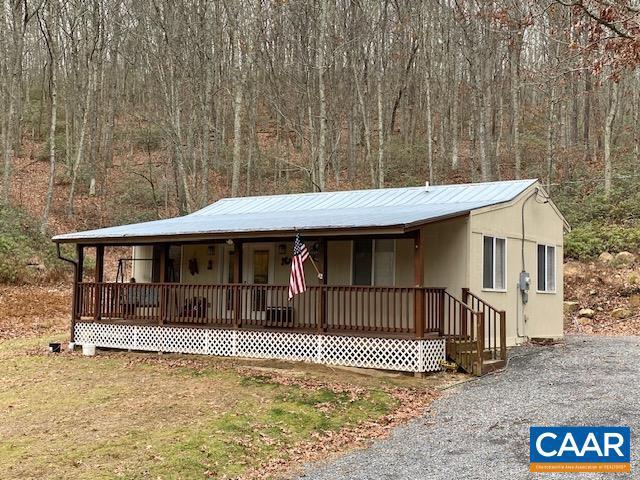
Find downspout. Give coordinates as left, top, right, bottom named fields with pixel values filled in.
left=517, top=187, right=548, bottom=340
left=57, top=242, right=78, bottom=342
left=57, top=242, right=77, bottom=268
left=517, top=188, right=538, bottom=340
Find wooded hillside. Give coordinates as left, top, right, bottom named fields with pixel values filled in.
left=0, top=0, right=639, bottom=256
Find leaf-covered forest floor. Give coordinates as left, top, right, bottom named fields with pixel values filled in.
left=0, top=285, right=70, bottom=341
left=564, top=259, right=640, bottom=336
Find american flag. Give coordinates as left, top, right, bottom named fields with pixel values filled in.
left=288, top=234, right=309, bottom=300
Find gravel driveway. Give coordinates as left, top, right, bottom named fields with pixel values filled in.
left=299, top=336, right=640, bottom=479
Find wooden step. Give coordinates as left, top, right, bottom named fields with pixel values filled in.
left=448, top=340, right=475, bottom=349
left=481, top=359, right=506, bottom=374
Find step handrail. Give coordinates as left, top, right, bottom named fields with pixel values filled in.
left=442, top=291, right=484, bottom=374
left=461, top=288, right=507, bottom=361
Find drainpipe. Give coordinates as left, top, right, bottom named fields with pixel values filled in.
left=517, top=187, right=549, bottom=341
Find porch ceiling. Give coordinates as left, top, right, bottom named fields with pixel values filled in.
left=52, top=179, right=538, bottom=244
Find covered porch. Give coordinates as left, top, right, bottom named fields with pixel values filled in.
left=67, top=230, right=506, bottom=375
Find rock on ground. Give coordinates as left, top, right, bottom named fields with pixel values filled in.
left=299, top=336, right=640, bottom=480
left=614, top=251, right=636, bottom=267
left=563, top=301, right=579, bottom=314
left=611, top=307, right=633, bottom=319
left=598, top=251, right=614, bottom=264
left=578, top=308, right=595, bottom=318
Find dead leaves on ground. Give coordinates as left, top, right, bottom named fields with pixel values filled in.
left=0, top=285, right=70, bottom=340
left=245, top=386, right=439, bottom=480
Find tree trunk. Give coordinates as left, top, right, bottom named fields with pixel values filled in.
left=67, top=69, right=95, bottom=218
left=317, top=0, right=328, bottom=191
left=546, top=86, right=556, bottom=192
left=231, top=72, right=244, bottom=197
left=353, top=62, right=374, bottom=187
left=2, top=7, right=27, bottom=205
left=510, top=40, right=522, bottom=179
left=376, top=70, right=384, bottom=188
left=634, top=71, right=640, bottom=171
left=450, top=56, right=460, bottom=170
left=425, top=71, right=433, bottom=183
left=604, top=81, right=620, bottom=195
left=41, top=17, right=58, bottom=233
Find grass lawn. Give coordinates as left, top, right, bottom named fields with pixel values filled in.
left=0, top=333, right=451, bottom=479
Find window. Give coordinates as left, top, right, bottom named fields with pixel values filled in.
left=482, top=236, right=506, bottom=290
left=352, top=239, right=373, bottom=285
left=352, top=239, right=395, bottom=286
left=537, top=244, right=556, bottom=292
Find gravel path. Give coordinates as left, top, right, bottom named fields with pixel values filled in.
left=299, top=336, right=640, bottom=479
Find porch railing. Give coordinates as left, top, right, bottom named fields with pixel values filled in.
left=75, top=282, right=447, bottom=338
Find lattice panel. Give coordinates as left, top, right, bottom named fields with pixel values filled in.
left=323, top=336, right=425, bottom=371
left=207, top=329, right=236, bottom=357
left=75, top=323, right=131, bottom=349
left=421, top=338, right=446, bottom=371
left=237, top=330, right=317, bottom=362
left=74, top=323, right=445, bottom=372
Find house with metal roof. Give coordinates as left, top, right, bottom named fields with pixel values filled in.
left=53, top=179, right=568, bottom=375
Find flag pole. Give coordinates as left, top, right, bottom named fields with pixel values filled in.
left=308, top=255, right=323, bottom=280
left=294, top=228, right=323, bottom=280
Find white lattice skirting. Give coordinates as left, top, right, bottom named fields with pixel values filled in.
left=74, top=323, right=445, bottom=372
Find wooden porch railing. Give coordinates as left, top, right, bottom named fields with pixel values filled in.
left=462, top=288, right=507, bottom=362
left=75, top=282, right=447, bottom=338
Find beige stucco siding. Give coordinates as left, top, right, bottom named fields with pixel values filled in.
left=395, top=238, right=414, bottom=287
left=469, top=184, right=565, bottom=345
left=422, top=216, right=469, bottom=295
left=181, top=244, right=221, bottom=284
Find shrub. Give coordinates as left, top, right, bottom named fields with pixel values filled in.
left=132, top=125, right=164, bottom=152
left=107, top=171, right=161, bottom=225
left=0, top=206, right=68, bottom=284
left=36, top=133, right=67, bottom=162
left=565, top=222, right=640, bottom=260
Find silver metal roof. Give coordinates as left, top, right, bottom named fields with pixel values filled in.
left=53, top=179, right=539, bottom=243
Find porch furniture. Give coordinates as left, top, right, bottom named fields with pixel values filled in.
left=183, top=297, right=207, bottom=319
left=265, top=306, right=294, bottom=327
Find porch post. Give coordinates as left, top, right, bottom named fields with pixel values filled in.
left=233, top=240, right=243, bottom=329
left=93, top=245, right=104, bottom=322
left=461, top=287, right=469, bottom=304
left=414, top=230, right=425, bottom=338
left=318, top=239, right=328, bottom=333
left=158, top=245, right=167, bottom=325
left=71, top=244, right=84, bottom=342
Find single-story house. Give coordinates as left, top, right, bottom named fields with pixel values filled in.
left=53, top=179, right=568, bottom=375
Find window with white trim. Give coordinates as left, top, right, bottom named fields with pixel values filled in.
left=537, top=244, right=556, bottom=292
left=352, top=239, right=395, bottom=286
left=482, top=236, right=506, bottom=290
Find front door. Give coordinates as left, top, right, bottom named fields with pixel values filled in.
left=244, top=244, right=275, bottom=321
left=222, top=246, right=236, bottom=319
